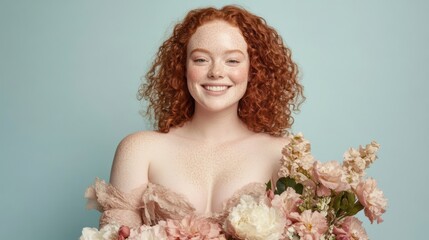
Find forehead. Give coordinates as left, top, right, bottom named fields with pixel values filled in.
left=187, top=20, right=248, bottom=53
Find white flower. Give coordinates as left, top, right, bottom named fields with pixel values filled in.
left=80, top=227, right=100, bottom=240
left=225, top=195, right=285, bottom=240
left=316, top=196, right=331, bottom=214
left=80, top=224, right=120, bottom=240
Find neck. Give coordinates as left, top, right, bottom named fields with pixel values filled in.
left=183, top=104, right=251, bottom=143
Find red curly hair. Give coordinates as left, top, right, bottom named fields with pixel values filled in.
left=138, top=5, right=305, bottom=136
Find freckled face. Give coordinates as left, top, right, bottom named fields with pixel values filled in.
left=186, top=20, right=250, bottom=112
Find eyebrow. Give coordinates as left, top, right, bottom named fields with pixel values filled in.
left=189, top=48, right=245, bottom=56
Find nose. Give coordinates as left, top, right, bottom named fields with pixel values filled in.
left=208, top=61, right=224, bottom=79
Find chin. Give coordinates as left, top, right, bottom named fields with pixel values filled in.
left=196, top=101, right=239, bottom=113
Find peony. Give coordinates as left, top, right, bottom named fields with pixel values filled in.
left=165, top=215, right=225, bottom=240
left=225, top=195, right=286, bottom=240
left=80, top=224, right=120, bottom=240
left=80, top=227, right=102, bottom=240
left=271, top=188, right=302, bottom=224
left=333, top=216, right=368, bottom=240
left=128, top=221, right=168, bottom=240
left=291, top=210, right=328, bottom=240
left=355, top=178, right=387, bottom=224
left=314, top=161, right=350, bottom=193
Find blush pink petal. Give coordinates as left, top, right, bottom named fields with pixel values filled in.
left=271, top=188, right=302, bottom=223
left=316, top=184, right=331, bottom=197
left=314, top=161, right=350, bottom=193
left=165, top=215, right=225, bottom=239
left=333, top=216, right=368, bottom=240
left=292, top=210, right=328, bottom=239
left=355, top=178, right=387, bottom=224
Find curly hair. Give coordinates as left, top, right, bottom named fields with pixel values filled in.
left=138, top=5, right=305, bottom=136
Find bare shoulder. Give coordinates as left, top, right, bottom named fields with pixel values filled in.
left=253, top=133, right=290, bottom=154
left=252, top=133, right=291, bottom=182
left=109, top=130, right=165, bottom=192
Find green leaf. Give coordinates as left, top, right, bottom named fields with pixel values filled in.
left=266, top=180, right=272, bottom=191
left=340, top=198, right=349, bottom=210
left=275, top=177, right=287, bottom=194
left=275, top=177, right=304, bottom=195
left=295, top=183, right=304, bottom=194
left=284, top=177, right=297, bottom=188
left=332, top=192, right=345, bottom=212
left=346, top=191, right=356, bottom=206
left=346, top=201, right=364, bottom=216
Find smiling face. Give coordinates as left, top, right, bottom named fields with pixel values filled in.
left=186, top=20, right=250, bottom=113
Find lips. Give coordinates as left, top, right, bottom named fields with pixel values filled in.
left=202, top=84, right=231, bottom=92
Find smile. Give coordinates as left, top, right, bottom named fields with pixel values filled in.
left=202, top=85, right=231, bottom=92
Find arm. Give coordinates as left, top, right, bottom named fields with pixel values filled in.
left=99, top=132, right=151, bottom=228
left=110, top=131, right=150, bottom=192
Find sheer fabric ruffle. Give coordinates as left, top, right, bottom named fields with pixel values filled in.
left=85, top=178, right=266, bottom=228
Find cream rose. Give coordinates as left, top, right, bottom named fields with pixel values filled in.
left=225, top=195, right=286, bottom=240
left=80, top=224, right=120, bottom=240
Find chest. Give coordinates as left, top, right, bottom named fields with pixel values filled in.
left=147, top=139, right=280, bottom=213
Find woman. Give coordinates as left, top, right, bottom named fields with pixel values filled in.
left=86, top=4, right=304, bottom=234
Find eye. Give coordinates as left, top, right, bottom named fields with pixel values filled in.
left=193, top=58, right=207, bottom=63
left=227, top=59, right=240, bottom=64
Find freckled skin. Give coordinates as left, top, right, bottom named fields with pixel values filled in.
left=186, top=20, right=249, bottom=113
left=110, top=21, right=291, bottom=215
left=147, top=131, right=289, bottom=214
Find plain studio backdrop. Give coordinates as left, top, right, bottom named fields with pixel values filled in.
left=1, top=0, right=427, bottom=239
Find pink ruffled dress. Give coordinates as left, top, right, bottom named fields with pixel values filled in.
left=85, top=178, right=267, bottom=229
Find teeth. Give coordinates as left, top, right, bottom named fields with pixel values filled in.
left=204, top=85, right=228, bottom=92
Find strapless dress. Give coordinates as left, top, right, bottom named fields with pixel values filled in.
left=85, top=178, right=267, bottom=229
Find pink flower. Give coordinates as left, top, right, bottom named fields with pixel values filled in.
left=355, top=178, right=387, bottom=224
left=313, top=161, right=350, bottom=193
left=117, top=226, right=130, bottom=240
left=271, top=188, right=302, bottom=225
left=291, top=210, right=328, bottom=240
left=333, top=216, right=368, bottom=240
left=128, top=222, right=168, bottom=240
left=316, top=184, right=331, bottom=197
left=266, top=189, right=275, bottom=201
left=165, top=215, right=225, bottom=240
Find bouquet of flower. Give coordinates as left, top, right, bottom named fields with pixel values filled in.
left=80, top=216, right=226, bottom=240
left=223, top=133, right=387, bottom=240
left=80, top=133, right=387, bottom=240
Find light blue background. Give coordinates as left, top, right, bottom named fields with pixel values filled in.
left=1, top=0, right=427, bottom=239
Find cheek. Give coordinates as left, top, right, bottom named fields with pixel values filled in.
left=230, top=66, right=250, bottom=83
left=186, top=65, right=204, bottom=83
